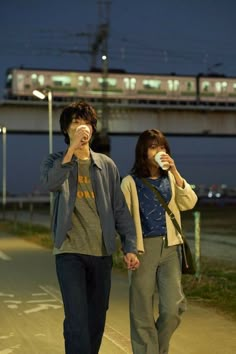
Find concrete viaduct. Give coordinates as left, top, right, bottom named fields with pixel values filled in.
left=0, top=99, right=236, bottom=136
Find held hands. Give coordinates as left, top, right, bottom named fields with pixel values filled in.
left=124, top=253, right=140, bottom=270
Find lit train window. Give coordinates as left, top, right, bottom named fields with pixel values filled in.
left=17, top=74, right=25, bottom=91
left=202, top=81, right=210, bottom=92
left=78, top=76, right=91, bottom=87
left=167, top=80, right=179, bottom=91
left=52, top=75, right=71, bottom=87
left=31, top=73, right=38, bottom=86
left=98, top=77, right=117, bottom=88
left=233, top=83, right=236, bottom=92
left=142, top=79, right=161, bottom=89
left=215, top=81, right=227, bottom=92
left=38, top=75, right=45, bottom=86
left=124, top=77, right=136, bottom=90
left=31, top=73, right=45, bottom=87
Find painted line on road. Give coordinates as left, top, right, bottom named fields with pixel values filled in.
left=39, top=285, right=62, bottom=303
left=40, top=285, right=132, bottom=353
left=0, top=250, right=11, bottom=261
left=104, top=324, right=132, bottom=354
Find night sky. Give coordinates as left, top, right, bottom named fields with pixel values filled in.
left=0, top=0, right=235, bottom=92
left=0, top=0, right=235, bottom=194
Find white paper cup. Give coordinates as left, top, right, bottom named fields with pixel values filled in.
left=76, top=125, right=90, bottom=134
left=76, top=125, right=90, bottom=141
left=154, top=151, right=170, bottom=170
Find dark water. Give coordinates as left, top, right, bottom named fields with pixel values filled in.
left=0, top=134, right=235, bottom=195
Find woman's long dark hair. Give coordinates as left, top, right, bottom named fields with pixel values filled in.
left=131, top=129, right=171, bottom=178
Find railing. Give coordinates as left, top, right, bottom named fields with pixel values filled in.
left=0, top=195, right=50, bottom=228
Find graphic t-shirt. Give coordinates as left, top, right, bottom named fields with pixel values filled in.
left=53, top=158, right=107, bottom=256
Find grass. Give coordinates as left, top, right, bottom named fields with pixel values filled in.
left=181, top=202, right=236, bottom=236
left=0, top=220, right=53, bottom=249
left=182, top=258, right=236, bottom=320
left=0, top=202, right=236, bottom=320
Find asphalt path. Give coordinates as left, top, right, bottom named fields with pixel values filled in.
left=0, top=232, right=236, bottom=354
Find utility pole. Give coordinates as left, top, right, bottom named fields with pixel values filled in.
left=61, top=1, right=112, bottom=154
left=90, top=0, right=111, bottom=155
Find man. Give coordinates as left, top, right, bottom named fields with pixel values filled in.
left=40, top=101, right=139, bottom=354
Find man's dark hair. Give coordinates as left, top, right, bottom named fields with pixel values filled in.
left=60, top=101, right=97, bottom=145
left=131, top=129, right=171, bottom=178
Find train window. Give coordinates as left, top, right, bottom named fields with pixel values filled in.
left=30, top=73, right=45, bottom=87
left=215, top=81, right=227, bottom=92
left=16, top=74, right=25, bottom=91
left=98, top=78, right=117, bottom=89
left=167, top=80, right=179, bottom=91
left=6, top=73, right=12, bottom=88
left=142, top=79, right=161, bottom=90
left=202, top=81, right=210, bottom=92
left=38, top=75, right=45, bottom=86
left=78, top=76, right=91, bottom=87
left=233, top=83, right=236, bottom=92
left=52, top=75, right=71, bottom=87
left=124, top=77, right=136, bottom=90
left=186, top=81, right=193, bottom=91
left=31, top=73, right=38, bottom=86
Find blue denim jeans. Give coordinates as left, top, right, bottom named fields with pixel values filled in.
left=129, top=237, right=186, bottom=354
left=55, top=253, right=113, bottom=354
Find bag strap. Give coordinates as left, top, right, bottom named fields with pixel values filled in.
left=141, top=178, right=189, bottom=267
left=141, top=178, right=183, bottom=235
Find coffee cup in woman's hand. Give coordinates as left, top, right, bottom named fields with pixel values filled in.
left=154, top=151, right=170, bottom=170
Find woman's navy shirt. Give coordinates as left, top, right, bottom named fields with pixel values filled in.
left=133, top=175, right=171, bottom=238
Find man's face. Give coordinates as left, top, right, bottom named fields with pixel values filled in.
left=67, top=118, right=92, bottom=142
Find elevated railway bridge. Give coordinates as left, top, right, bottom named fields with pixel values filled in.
left=0, top=98, right=236, bottom=136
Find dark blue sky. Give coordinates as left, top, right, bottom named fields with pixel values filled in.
left=0, top=0, right=235, bottom=93
left=0, top=1, right=235, bottom=194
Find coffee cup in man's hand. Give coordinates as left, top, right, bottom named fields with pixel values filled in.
left=76, top=125, right=90, bottom=142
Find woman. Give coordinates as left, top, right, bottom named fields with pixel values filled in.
left=121, top=129, right=198, bottom=354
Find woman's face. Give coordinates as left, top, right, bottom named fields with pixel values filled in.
left=147, top=142, right=166, bottom=165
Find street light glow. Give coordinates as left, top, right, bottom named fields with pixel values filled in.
left=33, top=89, right=46, bottom=100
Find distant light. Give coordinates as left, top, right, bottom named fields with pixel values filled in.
left=0, top=126, right=7, bottom=134
left=102, top=55, right=107, bottom=61
left=33, top=90, right=46, bottom=100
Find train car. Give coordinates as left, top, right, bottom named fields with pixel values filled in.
left=4, top=67, right=197, bottom=103
left=4, top=67, right=236, bottom=105
left=198, top=75, right=236, bottom=104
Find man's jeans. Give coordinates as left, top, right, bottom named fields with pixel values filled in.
left=56, top=253, right=113, bottom=354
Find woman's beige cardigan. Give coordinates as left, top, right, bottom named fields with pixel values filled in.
left=121, top=174, right=198, bottom=253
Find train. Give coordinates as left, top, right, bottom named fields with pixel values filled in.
left=4, top=67, right=236, bottom=105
